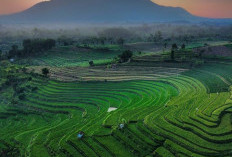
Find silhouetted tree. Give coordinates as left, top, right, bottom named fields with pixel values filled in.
left=171, top=50, right=175, bottom=60
left=8, top=45, right=19, bottom=58
left=42, top=68, right=49, bottom=76
left=171, top=43, right=178, bottom=60
left=172, top=43, right=178, bottom=50
left=181, top=44, right=186, bottom=49
left=117, top=38, right=125, bottom=46
left=164, top=43, right=167, bottom=49
left=89, top=61, right=94, bottom=66
left=21, top=39, right=55, bottom=57
left=119, top=50, right=133, bottom=62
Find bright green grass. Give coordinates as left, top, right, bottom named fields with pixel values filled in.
left=1, top=62, right=232, bottom=156
left=0, top=79, right=178, bottom=156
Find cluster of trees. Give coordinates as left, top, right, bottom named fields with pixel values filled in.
left=0, top=61, right=38, bottom=101
left=170, top=43, right=187, bottom=60
left=76, top=27, right=136, bottom=47
left=79, top=37, right=125, bottom=47
left=23, top=39, right=55, bottom=55
left=81, top=37, right=107, bottom=46
left=98, top=27, right=135, bottom=42
left=85, top=50, right=133, bottom=67
left=0, top=24, right=232, bottom=46
left=8, top=39, right=56, bottom=59
left=147, top=31, right=163, bottom=42
left=168, top=43, right=205, bottom=67
left=57, top=36, right=74, bottom=46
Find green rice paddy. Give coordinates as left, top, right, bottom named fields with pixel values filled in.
left=1, top=60, right=232, bottom=156
left=16, top=46, right=122, bottom=67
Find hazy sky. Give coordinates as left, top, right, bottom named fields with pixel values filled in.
left=0, top=0, right=49, bottom=15
left=0, top=0, right=231, bottom=18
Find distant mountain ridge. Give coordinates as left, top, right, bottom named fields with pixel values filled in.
left=0, top=0, right=229, bottom=24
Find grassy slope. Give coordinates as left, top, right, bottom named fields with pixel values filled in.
left=16, top=46, right=123, bottom=67
left=1, top=61, right=232, bottom=156
left=1, top=42, right=232, bottom=157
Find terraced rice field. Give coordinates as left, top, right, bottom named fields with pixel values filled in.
left=1, top=62, right=232, bottom=157
left=30, top=65, right=187, bottom=82
left=17, top=46, right=122, bottom=67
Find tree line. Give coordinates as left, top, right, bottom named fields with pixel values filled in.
left=77, top=37, right=125, bottom=47
left=7, top=39, right=56, bottom=59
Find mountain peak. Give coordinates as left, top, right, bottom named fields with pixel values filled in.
left=0, top=0, right=200, bottom=24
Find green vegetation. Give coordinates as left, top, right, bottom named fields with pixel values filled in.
left=1, top=35, right=232, bottom=157
left=1, top=57, right=232, bottom=156
left=8, top=39, right=56, bottom=59
left=16, top=46, right=123, bottom=67
left=118, top=50, right=133, bottom=62
left=42, top=68, right=49, bottom=76
left=225, top=44, right=232, bottom=50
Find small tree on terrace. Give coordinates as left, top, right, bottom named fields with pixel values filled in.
left=119, top=50, right=133, bottom=62
left=181, top=44, right=186, bottom=49
left=171, top=43, right=178, bottom=61
left=172, top=43, right=178, bottom=50
left=89, top=61, right=94, bottom=66
left=164, top=43, right=167, bottom=49
left=42, top=68, right=49, bottom=77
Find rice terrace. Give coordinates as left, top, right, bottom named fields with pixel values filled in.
left=1, top=0, right=232, bottom=157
